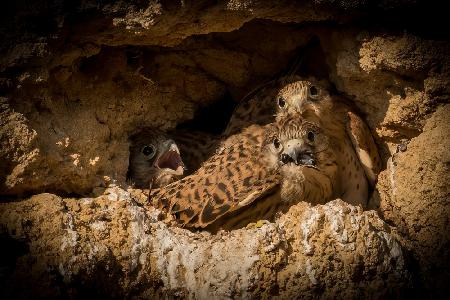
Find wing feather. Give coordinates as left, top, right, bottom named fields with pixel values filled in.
left=345, top=111, right=382, bottom=187
left=150, top=124, right=280, bottom=229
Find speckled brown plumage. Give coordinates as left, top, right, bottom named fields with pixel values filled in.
left=273, top=77, right=382, bottom=205
left=223, top=76, right=301, bottom=136
left=168, top=76, right=301, bottom=175
left=147, top=76, right=380, bottom=229
left=170, top=129, right=220, bottom=174
left=150, top=124, right=281, bottom=230
left=267, top=114, right=352, bottom=205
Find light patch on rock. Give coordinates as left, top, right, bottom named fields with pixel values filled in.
left=61, top=212, right=78, bottom=251
left=90, top=220, right=106, bottom=231
left=89, top=156, right=100, bottom=166
left=300, top=205, right=320, bottom=255
left=104, top=184, right=130, bottom=202
left=323, top=201, right=354, bottom=248
left=377, top=231, right=405, bottom=271
left=349, top=207, right=364, bottom=230
left=153, top=225, right=201, bottom=293
left=112, top=1, right=163, bottom=30
left=150, top=224, right=266, bottom=299
left=80, top=197, right=93, bottom=205
left=387, top=157, right=397, bottom=197
left=128, top=203, right=152, bottom=272
left=305, top=258, right=318, bottom=285
left=226, top=0, right=255, bottom=11
left=87, top=244, right=101, bottom=260
left=70, top=153, right=81, bottom=166
left=259, top=223, right=283, bottom=252
left=56, top=137, right=70, bottom=147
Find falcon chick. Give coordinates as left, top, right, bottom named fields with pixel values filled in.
left=265, top=115, right=338, bottom=205
left=150, top=124, right=281, bottom=232
left=275, top=78, right=381, bottom=192
left=165, top=76, right=301, bottom=175
left=267, top=113, right=371, bottom=206
left=128, top=129, right=185, bottom=189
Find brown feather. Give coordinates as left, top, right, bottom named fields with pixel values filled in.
left=151, top=124, right=281, bottom=229
left=273, top=78, right=381, bottom=203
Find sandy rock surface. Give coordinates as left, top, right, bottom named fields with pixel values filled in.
left=0, top=0, right=448, bottom=298
left=0, top=187, right=408, bottom=298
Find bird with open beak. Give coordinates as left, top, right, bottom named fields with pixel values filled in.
left=266, top=111, right=370, bottom=207
left=265, top=115, right=340, bottom=205
left=128, top=129, right=186, bottom=189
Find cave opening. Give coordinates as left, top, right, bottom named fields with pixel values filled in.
left=2, top=1, right=449, bottom=298
left=174, top=34, right=333, bottom=136
left=6, top=18, right=378, bottom=200
left=122, top=22, right=352, bottom=198
left=175, top=90, right=236, bottom=135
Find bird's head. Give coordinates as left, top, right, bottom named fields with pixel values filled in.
left=265, top=114, right=337, bottom=203
left=128, top=129, right=185, bottom=189
left=275, top=78, right=332, bottom=122
left=265, top=115, right=330, bottom=174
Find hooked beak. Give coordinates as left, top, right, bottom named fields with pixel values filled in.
left=154, top=142, right=185, bottom=175
left=279, top=139, right=315, bottom=166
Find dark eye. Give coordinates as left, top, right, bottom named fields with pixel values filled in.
left=278, top=97, right=286, bottom=108
left=307, top=131, right=315, bottom=142
left=273, top=138, right=280, bottom=149
left=142, top=145, right=156, bottom=158
left=309, top=86, right=318, bottom=97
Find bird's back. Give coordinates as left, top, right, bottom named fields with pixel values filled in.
left=151, top=124, right=280, bottom=230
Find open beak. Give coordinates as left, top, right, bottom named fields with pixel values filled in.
left=155, top=142, right=185, bottom=175
left=280, top=139, right=315, bottom=166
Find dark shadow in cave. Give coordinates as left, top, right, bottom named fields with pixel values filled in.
left=294, top=35, right=331, bottom=81
left=174, top=35, right=331, bottom=136
left=0, top=232, right=29, bottom=292
left=175, top=90, right=237, bottom=135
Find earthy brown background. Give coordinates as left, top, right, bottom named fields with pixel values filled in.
left=0, top=0, right=448, bottom=298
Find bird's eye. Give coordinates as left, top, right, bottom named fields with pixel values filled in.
left=309, top=86, right=318, bottom=98
left=142, top=145, right=156, bottom=158
left=278, top=97, right=286, bottom=108
left=273, top=138, right=280, bottom=149
left=307, top=131, right=315, bottom=142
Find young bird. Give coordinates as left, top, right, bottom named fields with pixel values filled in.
left=267, top=112, right=369, bottom=207
left=274, top=77, right=381, bottom=200
left=150, top=124, right=281, bottom=232
left=128, top=129, right=185, bottom=189
left=265, top=116, right=338, bottom=205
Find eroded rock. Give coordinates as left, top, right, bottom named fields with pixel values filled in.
left=0, top=0, right=449, bottom=297
left=0, top=187, right=409, bottom=298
